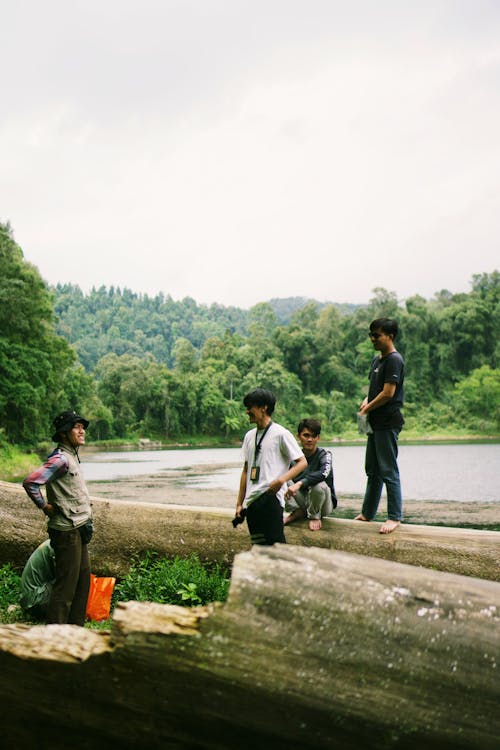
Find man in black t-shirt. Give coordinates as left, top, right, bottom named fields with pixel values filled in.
left=355, top=318, right=405, bottom=534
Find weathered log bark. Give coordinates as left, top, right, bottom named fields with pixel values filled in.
left=0, top=545, right=498, bottom=749
left=1, top=480, right=499, bottom=581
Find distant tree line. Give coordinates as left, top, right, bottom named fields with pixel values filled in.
left=1, top=221, right=499, bottom=447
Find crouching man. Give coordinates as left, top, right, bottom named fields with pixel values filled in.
left=284, top=418, right=337, bottom=531
left=20, top=539, right=56, bottom=622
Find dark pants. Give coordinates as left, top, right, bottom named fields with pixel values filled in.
left=47, top=528, right=91, bottom=626
left=362, top=429, right=403, bottom=521
left=246, top=493, right=286, bottom=545
left=25, top=603, right=49, bottom=622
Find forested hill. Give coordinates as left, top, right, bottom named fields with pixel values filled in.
left=266, top=297, right=360, bottom=323
left=53, top=284, right=247, bottom=371
left=50, top=273, right=499, bottom=442
left=52, top=284, right=359, bottom=371
left=1, top=221, right=499, bottom=446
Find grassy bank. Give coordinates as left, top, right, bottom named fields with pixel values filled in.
left=328, top=426, right=500, bottom=445
left=93, top=428, right=500, bottom=448
left=0, top=444, right=41, bottom=482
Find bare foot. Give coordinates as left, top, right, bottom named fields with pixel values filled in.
left=380, top=519, right=401, bottom=534
left=354, top=514, right=370, bottom=521
left=284, top=509, right=304, bottom=525
left=308, top=518, right=322, bottom=531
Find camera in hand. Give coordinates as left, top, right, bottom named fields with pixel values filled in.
left=231, top=508, right=246, bottom=527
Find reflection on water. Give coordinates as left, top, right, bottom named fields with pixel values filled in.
left=82, top=443, right=500, bottom=503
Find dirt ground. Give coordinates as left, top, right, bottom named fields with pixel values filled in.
left=87, top=468, right=500, bottom=529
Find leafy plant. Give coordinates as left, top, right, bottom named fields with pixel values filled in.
left=176, top=582, right=202, bottom=604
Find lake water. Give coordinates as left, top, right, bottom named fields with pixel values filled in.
left=82, top=443, right=499, bottom=504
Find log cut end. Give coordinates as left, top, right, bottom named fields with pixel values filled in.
left=111, top=600, right=213, bottom=640
left=0, top=622, right=111, bottom=663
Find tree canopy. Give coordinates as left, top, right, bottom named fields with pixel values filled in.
left=0, top=224, right=75, bottom=443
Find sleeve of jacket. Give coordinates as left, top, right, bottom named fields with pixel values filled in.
left=299, top=448, right=332, bottom=490
left=22, top=451, right=68, bottom=509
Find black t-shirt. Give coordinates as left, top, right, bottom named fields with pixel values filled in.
left=367, top=351, right=405, bottom=431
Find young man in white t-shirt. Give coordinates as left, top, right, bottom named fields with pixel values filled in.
left=234, top=388, right=307, bottom=545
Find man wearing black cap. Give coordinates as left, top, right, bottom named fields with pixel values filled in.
left=23, top=410, right=93, bottom=625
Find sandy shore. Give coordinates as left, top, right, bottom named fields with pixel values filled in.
left=87, top=472, right=500, bottom=528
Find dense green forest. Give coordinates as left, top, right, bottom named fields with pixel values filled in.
left=1, top=221, right=499, bottom=449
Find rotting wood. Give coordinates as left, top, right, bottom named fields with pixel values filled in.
left=1, top=480, right=499, bottom=582
left=0, top=545, right=498, bottom=749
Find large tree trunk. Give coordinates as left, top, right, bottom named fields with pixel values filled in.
left=1, top=480, right=499, bottom=581
left=0, top=545, right=498, bottom=749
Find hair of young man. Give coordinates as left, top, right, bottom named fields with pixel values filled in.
left=370, top=317, right=399, bottom=339
left=297, top=418, right=321, bottom=436
left=243, top=388, right=276, bottom=415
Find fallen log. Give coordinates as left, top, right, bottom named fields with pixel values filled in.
left=1, top=480, right=499, bottom=581
left=0, top=545, right=498, bottom=749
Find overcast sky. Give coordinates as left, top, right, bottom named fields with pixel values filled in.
left=1, top=1, right=499, bottom=308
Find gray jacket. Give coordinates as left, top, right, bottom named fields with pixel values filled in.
left=45, top=445, right=92, bottom=531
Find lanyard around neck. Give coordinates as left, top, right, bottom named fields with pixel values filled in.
left=254, top=420, right=272, bottom=459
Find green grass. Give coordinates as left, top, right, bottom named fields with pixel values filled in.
left=0, top=553, right=231, bottom=627
left=0, top=564, right=24, bottom=624
left=113, top=552, right=230, bottom=607
left=0, top=445, right=41, bottom=482
left=425, top=521, right=500, bottom=532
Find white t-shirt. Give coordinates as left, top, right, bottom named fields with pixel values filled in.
left=241, top=421, right=302, bottom=508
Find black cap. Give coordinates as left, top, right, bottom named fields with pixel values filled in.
left=52, top=410, right=89, bottom=442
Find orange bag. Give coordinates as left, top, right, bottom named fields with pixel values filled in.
left=85, top=574, right=116, bottom=621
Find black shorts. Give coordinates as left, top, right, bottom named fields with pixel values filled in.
left=245, top=493, right=286, bottom=546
